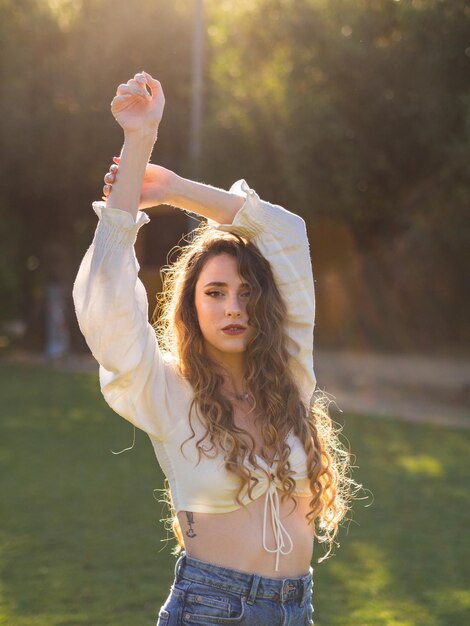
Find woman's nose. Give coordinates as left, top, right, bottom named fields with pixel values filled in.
left=225, top=295, right=243, bottom=315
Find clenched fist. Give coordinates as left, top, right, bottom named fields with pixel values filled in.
left=110, top=70, right=165, bottom=136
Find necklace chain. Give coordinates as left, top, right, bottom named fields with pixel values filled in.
left=224, top=388, right=251, bottom=403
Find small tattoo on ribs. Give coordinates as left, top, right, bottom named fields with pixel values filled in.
left=185, top=511, right=197, bottom=538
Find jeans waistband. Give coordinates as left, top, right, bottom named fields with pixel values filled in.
left=174, top=550, right=314, bottom=607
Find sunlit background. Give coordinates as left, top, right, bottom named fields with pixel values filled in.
left=1, top=0, right=469, bottom=357
left=0, top=1, right=469, bottom=625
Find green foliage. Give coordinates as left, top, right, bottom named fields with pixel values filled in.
left=204, top=0, right=469, bottom=230
left=0, top=0, right=193, bottom=334
left=202, top=0, right=470, bottom=351
left=0, top=0, right=468, bottom=350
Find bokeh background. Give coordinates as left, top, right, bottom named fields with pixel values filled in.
left=0, top=1, right=469, bottom=625
left=1, top=0, right=469, bottom=356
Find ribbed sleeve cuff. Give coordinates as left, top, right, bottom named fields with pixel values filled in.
left=91, top=201, right=150, bottom=250
left=207, top=179, right=303, bottom=239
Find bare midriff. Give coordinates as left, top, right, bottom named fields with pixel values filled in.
left=177, top=490, right=314, bottom=578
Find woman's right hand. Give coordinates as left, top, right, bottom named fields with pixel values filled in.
left=102, top=157, right=176, bottom=210
left=110, top=70, right=165, bottom=136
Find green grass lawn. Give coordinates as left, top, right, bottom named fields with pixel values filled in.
left=0, top=363, right=469, bottom=626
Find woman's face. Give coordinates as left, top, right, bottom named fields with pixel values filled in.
left=194, top=253, right=256, bottom=358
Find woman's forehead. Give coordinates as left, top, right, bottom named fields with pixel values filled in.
left=197, top=254, right=245, bottom=285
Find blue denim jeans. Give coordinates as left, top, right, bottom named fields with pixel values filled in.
left=156, top=550, right=315, bottom=625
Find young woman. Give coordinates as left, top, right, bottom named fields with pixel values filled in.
left=73, top=71, right=359, bottom=626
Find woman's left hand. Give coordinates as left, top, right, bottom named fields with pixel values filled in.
left=102, top=157, right=176, bottom=209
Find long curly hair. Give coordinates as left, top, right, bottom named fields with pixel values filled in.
left=152, top=220, right=363, bottom=564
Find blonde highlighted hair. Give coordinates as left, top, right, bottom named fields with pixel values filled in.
left=152, top=220, right=363, bottom=563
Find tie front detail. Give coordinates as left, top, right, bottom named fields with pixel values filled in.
left=243, top=429, right=309, bottom=572
left=262, top=471, right=294, bottom=571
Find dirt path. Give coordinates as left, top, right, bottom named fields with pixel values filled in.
left=314, top=349, right=470, bottom=429
left=2, top=349, right=469, bottom=429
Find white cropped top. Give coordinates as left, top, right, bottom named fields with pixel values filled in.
left=72, top=179, right=317, bottom=571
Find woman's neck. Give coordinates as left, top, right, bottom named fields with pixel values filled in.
left=204, top=344, right=247, bottom=394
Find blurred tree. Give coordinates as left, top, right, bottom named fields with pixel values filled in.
left=202, top=0, right=470, bottom=352
left=0, top=0, right=194, bottom=351
left=0, top=0, right=468, bottom=353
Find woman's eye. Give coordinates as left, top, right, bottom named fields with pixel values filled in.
left=205, top=290, right=251, bottom=298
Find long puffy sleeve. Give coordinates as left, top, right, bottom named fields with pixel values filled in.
left=72, top=201, right=183, bottom=442
left=207, top=179, right=316, bottom=407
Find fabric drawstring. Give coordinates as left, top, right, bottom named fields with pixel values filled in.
left=262, top=474, right=294, bottom=571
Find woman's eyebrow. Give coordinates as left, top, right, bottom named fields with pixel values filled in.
left=203, top=281, right=250, bottom=288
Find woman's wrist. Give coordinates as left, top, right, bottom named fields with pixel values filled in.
left=165, top=173, right=185, bottom=205
left=123, top=126, right=158, bottom=145
left=106, top=131, right=157, bottom=219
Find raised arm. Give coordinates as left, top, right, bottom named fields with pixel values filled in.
left=73, top=72, right=184, bottom=441
left=105, top=70, right=163, bottom=218
left=208, top=179, right=317, bottom=407
left=103, top=159, right=246, bottom=222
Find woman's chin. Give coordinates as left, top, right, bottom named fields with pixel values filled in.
left=205, top=339, right=248, bottom=357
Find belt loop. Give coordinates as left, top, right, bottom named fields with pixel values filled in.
left=174, top=550, right=186, bottom=581
left=299, top=567, right=313, bottom=608
left=299, top=572, right=312, bottom=606
left=299, top=577, right=308, bottom=607
left=246, top=574, right=261, bottom=605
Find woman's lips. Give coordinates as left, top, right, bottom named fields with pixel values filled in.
left=222, top=328, right=246, bottom=335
